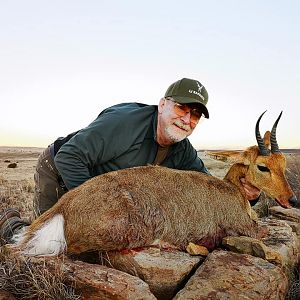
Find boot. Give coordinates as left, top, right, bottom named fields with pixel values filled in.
left=0, top=208, right=29, bottom=245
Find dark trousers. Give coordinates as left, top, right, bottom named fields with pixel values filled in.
left=33, top=147, right=67, bottom=217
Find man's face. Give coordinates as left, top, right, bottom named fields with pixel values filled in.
left=157, top=97, right=202, bottom=145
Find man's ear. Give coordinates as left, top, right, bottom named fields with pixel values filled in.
left=158, top=98, right=166, bottom=113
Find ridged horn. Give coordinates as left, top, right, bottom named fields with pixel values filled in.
left=255, top=111, right=270, bottom=156
left=270, top=111, right=282, bottom=154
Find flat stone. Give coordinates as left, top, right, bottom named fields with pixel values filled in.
left=63, top=259, right=156, bottom=300
left=269, top=206, right=300, bottom=223
left=105, top=247, right=204, bottom=300
left=222, top=236, right=282, bottom=265
left=174, top=250, right=288, bottom=300
left=283, top=220, right=300, bottom=236
left=259, top=218, right=300, bottom=278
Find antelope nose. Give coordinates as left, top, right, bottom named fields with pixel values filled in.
left=289, top=195, right=298, bottom=207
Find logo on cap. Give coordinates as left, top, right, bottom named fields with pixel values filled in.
left=188, top=81, right=204, bottom=101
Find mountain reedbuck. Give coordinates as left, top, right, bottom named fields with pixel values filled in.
left=14, top=111, right=297, bottom=256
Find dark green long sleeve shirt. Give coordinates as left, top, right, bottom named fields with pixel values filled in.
left=54, top=102, right=209, bottom=190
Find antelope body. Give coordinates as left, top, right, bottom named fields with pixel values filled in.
left=15, top=112, right=297, bottom=256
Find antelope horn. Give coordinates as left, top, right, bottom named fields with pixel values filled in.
left=255, top=111, right=270, bottom=156
left=270, top=111, right=282, bottom=154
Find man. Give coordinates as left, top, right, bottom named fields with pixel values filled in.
left=0, top=78, right=260, bottom=245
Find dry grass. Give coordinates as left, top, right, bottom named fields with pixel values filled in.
left=0, top=176, right=35, bottom=222
left=286, top=265, right=300, bottom=300
left=0, top=247, right=80, bottom=300
left=0, top=150, right=83, bottom=299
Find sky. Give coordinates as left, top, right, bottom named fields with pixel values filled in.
left=0, top=0, right=299, bottom=150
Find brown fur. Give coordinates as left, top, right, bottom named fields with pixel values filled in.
left=20, top=141, right=294, bottom=255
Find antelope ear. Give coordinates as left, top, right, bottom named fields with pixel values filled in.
left=221, top=150, right=251, bottom=166
left=206, top=150, right=244, bottom=163
left=206, top=150, right=252, bottom=166
left=263, top=131, right=271, bottom=149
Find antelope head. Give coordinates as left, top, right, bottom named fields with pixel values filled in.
left=242, top=111, right=297, bottom=208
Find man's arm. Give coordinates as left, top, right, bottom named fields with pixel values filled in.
left=176, top=140, right=211, bottom=175
left=186, top=156, right=211, bottom=175
left=54, top=108, right=130, bottom=189
left=54, top=103, right=156, bottom=190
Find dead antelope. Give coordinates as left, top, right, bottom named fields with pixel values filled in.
left=14, top=111, right=297, bottom=256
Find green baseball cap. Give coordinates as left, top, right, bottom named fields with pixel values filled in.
left=164, top=78, right=209, bottom=118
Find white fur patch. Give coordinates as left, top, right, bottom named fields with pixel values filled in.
left=11, top=225, right=28, bottom=244
left=16, top=214, right=66, bottom=256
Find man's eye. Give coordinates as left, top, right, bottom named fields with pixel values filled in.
left=191, top=109, right=201, bottom=118
left=257, top=165, right=270, bottom=172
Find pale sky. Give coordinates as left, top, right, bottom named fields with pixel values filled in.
left=1, top=0, right=299, bottom=150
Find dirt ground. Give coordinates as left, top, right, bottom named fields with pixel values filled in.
left=0, top=146, right=299, bottom=222
left=0, top=146, right=43, bottom=221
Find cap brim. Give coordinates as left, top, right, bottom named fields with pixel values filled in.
left=171, top=96, right=209, bottom=119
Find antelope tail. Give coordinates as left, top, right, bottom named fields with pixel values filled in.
left=13, top=214, right=66, bottom=256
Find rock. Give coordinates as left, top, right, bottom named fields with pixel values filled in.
left=7, top=163, right=17, bottom=168
left=222, top=217, right=300, bottom=275
left=174, top=250, right=288, bottom=300
left=104, top=247, right=204, bottom=300
left=283, top=220, right=300, bottom=236
left=259, top=218, right=300, bottom=280
left=222, top=218, right=300, bottom=285
left=186, top=243, right=209, bottom=256
left=61, top=259, right=156, bottom=300
left=222, top=236, right=283, bottom=265
left=269, top=206, right=300, bottom=223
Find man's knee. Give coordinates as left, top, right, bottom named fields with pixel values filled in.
left=33, top=147, right=65, bottom=216
left=34, top=181, right=66, bottom=216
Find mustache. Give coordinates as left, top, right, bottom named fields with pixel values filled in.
left=173, top=120, right=191, bottom=132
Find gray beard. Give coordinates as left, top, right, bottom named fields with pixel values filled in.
left=164, top=124, right=189, bottom=143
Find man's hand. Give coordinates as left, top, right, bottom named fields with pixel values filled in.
left=240, top=178, right=261, bottom=201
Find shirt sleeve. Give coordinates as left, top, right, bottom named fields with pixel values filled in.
left=178, top=139, right=211, bottom=175
left=54, top=104, right=152, bottom=190
left=186, top=156, right=211, bottom=175
left=54, top=117, right=123, bottom=190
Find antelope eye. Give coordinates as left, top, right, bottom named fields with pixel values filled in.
left=257, top=165, right=270, bottom=172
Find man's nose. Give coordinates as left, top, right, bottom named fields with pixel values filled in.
left=180, top=112, right=191, bottom=123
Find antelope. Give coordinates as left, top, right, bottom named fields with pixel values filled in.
left=14, top=111, right=297, bottom=257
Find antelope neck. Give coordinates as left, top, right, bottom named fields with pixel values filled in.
left=224, top=164, right=249, bottom=199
